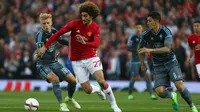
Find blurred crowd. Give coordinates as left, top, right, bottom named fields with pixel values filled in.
left=0, top=0, right=200, bottom=81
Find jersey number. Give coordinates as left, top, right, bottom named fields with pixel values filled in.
left=93, top=60, right=101, bottom=68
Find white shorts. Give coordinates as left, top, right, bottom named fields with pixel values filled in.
left=72, top=57, right=103, bottom=84
left=196, top=64, right=200, bottom=78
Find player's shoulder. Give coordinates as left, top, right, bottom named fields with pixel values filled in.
left=51, top=28, right=58, bottom=33
left=160, top=25, right=172, bottom=35
left=35, top=29, right=43, bottom=42
left=35, top=29, right=43, bottom=38
left=129, top=32, right=136, bottom=39
left=141, top=28, right=151, bottom=37
left=71, top=19, right=82, bottom=24
left=188, top=33, right=196, bottom=38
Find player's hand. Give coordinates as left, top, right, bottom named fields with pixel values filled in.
left=35, top=46, right=47, bottom=56
left=138, top=48, right=152, bottom=54
left=141, top=64, right=147, bottom=73
left=76, top=34, right=88, bottom=44
left=195, top=44, right=200, bottom=49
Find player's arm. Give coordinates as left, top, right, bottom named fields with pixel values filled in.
left=187, top=36, right=194, bottom=61
left=151, top=29, right=172, bottom=53
left=139, top=32, right=172, bottom=54
left=138, top=34, right=146, bottom=66
left=36, top=21, right=74, bottom=56
left=138, top=38, right=147, bottom=72
left=45, top=21, right=74, bottom=48
left=57, top=37, right=69, bottom=45
left=138, top=43, right=145, bottom=65
left=127, top=34, right=134, bottom=52
left=85, top=26, right=101, bottom=48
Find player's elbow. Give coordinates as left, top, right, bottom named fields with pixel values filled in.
left=164, top=47, right=170, bottom=53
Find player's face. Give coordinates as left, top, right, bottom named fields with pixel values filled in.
left=81, top=12, right=92, bottom=25
left=40, top=18, right=52, bottom=32
left=193, top=23, right=200, bottom=33
left=147, top=17, right=156, bottom=30
left=136, top=25, right=143, bottom=34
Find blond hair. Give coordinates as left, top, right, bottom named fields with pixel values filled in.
left=39, top=13, right=52, bottom=23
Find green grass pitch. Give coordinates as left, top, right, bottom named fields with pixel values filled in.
left=0, top=91, right=199, bottom=112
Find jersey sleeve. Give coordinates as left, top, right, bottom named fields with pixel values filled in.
left=85, top=26, right=101, bottom=48
left=45, top=20, right=75, bottom=48
left=164, top=28, right=173, bottom=45
left=138, top=32, right=147, bottom=48
left=35, top=30, right=44, bottom=48
left=188, top=35, right=194, bottom=48
left=127, top=33, right=134, bottom=51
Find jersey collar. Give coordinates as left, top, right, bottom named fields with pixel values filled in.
left=151, top=25, right=162, bottom=35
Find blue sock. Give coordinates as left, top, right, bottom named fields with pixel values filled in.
left=179, top=88, right=194, bottom=107
left=146, top=80, right=153, bottom=95
left=160, top=90, right=172, bottom=98
left=67, top=83, right=76, bottom=98
left=52, top=83, right=63, bottom=104
left=128, top=80, right=135, bottom=95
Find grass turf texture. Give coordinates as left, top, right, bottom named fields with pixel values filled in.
left=0, top=91, right=199, bottom=112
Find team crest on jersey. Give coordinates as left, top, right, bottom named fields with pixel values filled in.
left=151, top=37, right=154, bottom=40
left=87, top=32, right=92, bottom=36
left=136, top=38, right=139, bottom=42
left=159, top=34, right=162, bottom=40
left=192, top=41, right=196, bottom=43
left=76, top=30, right=80, bottom=33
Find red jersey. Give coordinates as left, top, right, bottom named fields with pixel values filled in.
left=45, top=20, right=101, bottom=61
left=188, top=34, right=200, bottom=64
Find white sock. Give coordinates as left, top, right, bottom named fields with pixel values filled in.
left=103, top=85, right=117, bottom=106
left=91, top=84, right=101, bottom=93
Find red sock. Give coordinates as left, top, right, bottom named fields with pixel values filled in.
left=102, top=82, right=109, bottom=90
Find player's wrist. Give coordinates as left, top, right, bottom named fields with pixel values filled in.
left=150, top=49, right=154, bottom=52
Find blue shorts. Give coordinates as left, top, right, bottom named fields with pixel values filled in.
left=36, top=61, right=71, bottom=81
left=129, top=62, right=151, bottom=77
left=153, top=60, right=183, bottom=88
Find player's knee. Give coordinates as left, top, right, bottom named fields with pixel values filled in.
left=155, top=88, right=165, bottom=97
left=48, top=74, right=59, bottom=83
left=68, top=78, right=77, bottom=85
left=97, top=79, right=105, bottom=86
left=175, top=81, right=184, bottom=91
left=130, top=77, right=137, bottom=81
left=84, top=87, right=92, bottom=94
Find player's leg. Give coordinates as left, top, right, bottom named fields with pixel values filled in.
left=87, top=57, right=121, bottom=112
left=71, top=61, right=103, bottom=95
left=169, top=61, right=198, bottom=112
left=52, top=62, right=81, bottom=109
left=93, top=70, right=121, bottom=112
left=196, top=64, right=200, bottom=78
left=143, top=63, right=157, bottom=100
left=128, top=63, right=140, bottom=100
left=153, top=65, right=179, bottom=111
left=36, top=64, right=69, bottom=111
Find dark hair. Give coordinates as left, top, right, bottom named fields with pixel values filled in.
left=78, top=1, right=100, bottom=19
left=194, top=19, right=200, bottom=24
left=148, top=12, right=161, bottom=22
left=135, top=22, right=142, bottom=26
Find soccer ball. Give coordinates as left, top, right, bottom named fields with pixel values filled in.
left=24, top=98, right=39, bottom=111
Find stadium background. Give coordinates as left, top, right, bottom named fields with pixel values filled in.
left=0, top=0, right=200, bottom=81
left=0, top=0, right=200, bottom=112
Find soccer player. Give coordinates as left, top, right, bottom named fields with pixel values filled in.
left=127, top=24, right=157, bottom=100
left=138, top=12, right=198, bottom=112
left=35, top=13, right=80, bottom=111
left=35, top=2, right=121, bottom=112
left=188, top=19, right=200, bottom=79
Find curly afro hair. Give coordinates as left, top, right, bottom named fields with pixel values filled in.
left=78, top=1, right=100, bottom=19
